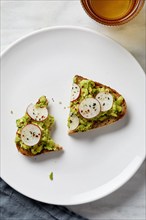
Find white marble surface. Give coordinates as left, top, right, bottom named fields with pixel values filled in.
left=1, top=1, right=145, bottom=219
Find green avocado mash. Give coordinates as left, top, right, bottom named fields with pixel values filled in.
left=15, top=96, right=57, bottom=155
left=68, top=76, right=124, bottom=132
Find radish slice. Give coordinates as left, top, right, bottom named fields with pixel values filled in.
left=70, top=83, right=80, bottom=101
left=79, top=98, right=100, bottom=119
left=27, top=104, right=48, bottom=121
left=96, top=92, right=113, bottom=112
left=69, top=114, right=79, bottom=131
left=21, top=124, right=41, bottom=146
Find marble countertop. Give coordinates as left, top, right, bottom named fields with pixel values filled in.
left=1, top=1, right=145, bottom=219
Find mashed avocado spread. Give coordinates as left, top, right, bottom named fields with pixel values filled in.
left=15, top=96, right=57, bottom=155
left=68, top=76, right=124, bottom=132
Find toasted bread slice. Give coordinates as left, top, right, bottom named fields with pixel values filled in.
left=15, top=96, right=62, bottom=156
left=68, top=75, right=127, bottom=134
left=16, top=144, right=62, bottom=157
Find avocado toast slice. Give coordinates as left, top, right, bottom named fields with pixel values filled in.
left=68, top=75, right=127, bottom=134
left=15, top=96, right=62, bottom=156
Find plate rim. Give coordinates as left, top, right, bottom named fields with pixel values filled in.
left=1, top=25, right=145, bottom=205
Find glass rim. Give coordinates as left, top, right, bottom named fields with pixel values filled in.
left=80, top=0, right=145, bottom=26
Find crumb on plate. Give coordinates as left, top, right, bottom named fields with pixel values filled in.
left=49, top=172, right=53, bottom=181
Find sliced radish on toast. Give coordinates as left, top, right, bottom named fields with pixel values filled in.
left=27, top=104, right=48, bottom=121
left=96, top=92, right=113, bottom=112
left=79, top=98, right=100, bottom=119
left=70, top=83, right=80, bottom=101
left=21, top=124, right=41, bottom=146
left=69, top=114, right=79, bottom=131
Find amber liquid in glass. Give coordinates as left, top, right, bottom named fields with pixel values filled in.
left=89, top=0, right=137, bottom=20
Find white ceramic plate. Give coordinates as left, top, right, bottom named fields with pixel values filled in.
left=1, top=26, right=145, bottom=205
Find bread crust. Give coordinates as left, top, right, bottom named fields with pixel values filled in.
left=16, top=144, right=62, bottom=156
left=68, top=75, right=127, bottom=134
